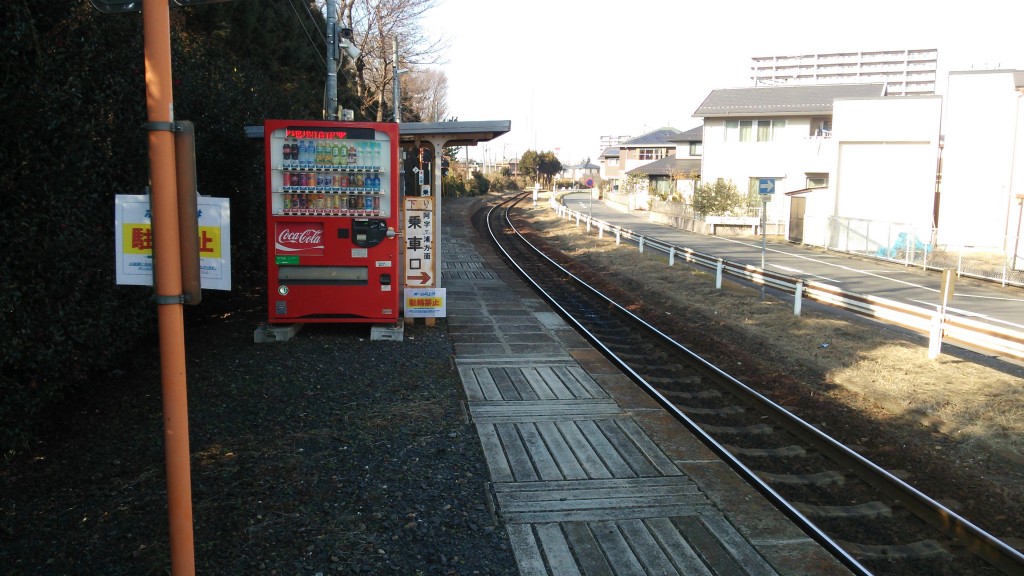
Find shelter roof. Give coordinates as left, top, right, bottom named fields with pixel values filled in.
left=397, top=120, right=511, bottom=147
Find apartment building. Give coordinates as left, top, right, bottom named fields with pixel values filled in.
left=751, top=48, right=938, bottom=96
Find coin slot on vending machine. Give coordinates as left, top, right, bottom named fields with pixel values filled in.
left=352, top=219, right=388, bottom=248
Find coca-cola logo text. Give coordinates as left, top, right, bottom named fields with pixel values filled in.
left=274, top=222, right=325, bottom=255
left=277, top=228, right=323, bottom=245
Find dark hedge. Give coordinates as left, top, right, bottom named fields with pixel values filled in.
left=0, top=1, right=358, bottom=454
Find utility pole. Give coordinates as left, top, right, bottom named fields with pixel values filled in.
left=143, top=1, right=194, bottom=573
left=325, top=0, right=338, bottom=120
left=393, top=36, right=401, bottom=123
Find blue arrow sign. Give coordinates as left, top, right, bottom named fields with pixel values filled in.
left=758, top=178, right=775, bottom=195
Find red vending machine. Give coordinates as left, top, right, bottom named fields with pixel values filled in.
left=264, top=119, right=399, bottom=324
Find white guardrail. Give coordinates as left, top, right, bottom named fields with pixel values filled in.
left=551, top=199, right=1024, bottom=362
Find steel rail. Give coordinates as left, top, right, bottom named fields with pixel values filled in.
left=492, top=192, right=1024, bottom=575
left=485, top=193, right=870, bottom=575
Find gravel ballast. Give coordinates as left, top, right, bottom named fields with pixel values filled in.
left=0, top=298, right=518, bottom=575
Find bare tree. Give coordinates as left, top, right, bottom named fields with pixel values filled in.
left=403, top=68, right=449, bottom=122
left=335, top=0, right=448, bottom=121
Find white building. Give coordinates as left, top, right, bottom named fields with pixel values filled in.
left=751, top=48, right=938, bottom=96
left=692, top=69, right=1024, bottom=261
left=938, top=69, right=1024, bottom=254
left=694, top=84, right=887, bottom=231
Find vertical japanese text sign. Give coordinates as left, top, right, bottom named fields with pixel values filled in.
left=403, top=197, right=435, bottom=287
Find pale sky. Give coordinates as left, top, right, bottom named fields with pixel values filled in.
left=421, top=0, right=1023, bottom=165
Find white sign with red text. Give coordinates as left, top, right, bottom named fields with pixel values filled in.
left=114, top=194, right=231, bottom=290
left=405, top=288, right=446, bottom=318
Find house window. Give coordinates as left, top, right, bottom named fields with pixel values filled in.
left=729, top=120, right=784, bottom=143
left=739, top=121, right=753, bottom=142
left=689, top=142, right=702, bottom=156
left=810, top=118, right=832, bottom=137
left=638, top=148, right=666, bottom=160
left=806, top=173, right=828, bottom=188
left=758, top=120, right=785, bottom=141
left=725, top=121, right=739, bottom=142
left=608, top=157, right=619, bottom=167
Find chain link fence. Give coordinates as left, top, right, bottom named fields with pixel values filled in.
left=828, top=216, right=1024, bottom=287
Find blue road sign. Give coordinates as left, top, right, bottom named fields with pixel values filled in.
left=758, top=178, right=775, bottom=195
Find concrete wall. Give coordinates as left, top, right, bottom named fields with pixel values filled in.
left=939, top=70, right=1024, bottom=250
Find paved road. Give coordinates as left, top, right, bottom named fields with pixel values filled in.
left=562, top=193, right=1024, bottom=330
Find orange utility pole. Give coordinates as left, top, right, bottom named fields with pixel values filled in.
left=142, top=0, right=195, bottom=573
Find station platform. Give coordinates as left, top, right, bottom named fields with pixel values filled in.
left=439, top=196, right=852, bottom=575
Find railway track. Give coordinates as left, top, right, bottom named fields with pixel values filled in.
left=480, top=192, right=1024, bottom=576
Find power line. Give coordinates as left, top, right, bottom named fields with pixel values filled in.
left=286, top=0, right=326, bottom=72
left=299, top=0, right=325, bottom=39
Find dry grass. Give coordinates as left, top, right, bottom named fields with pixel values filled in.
left=526, top=203, right=1024, bottom=461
